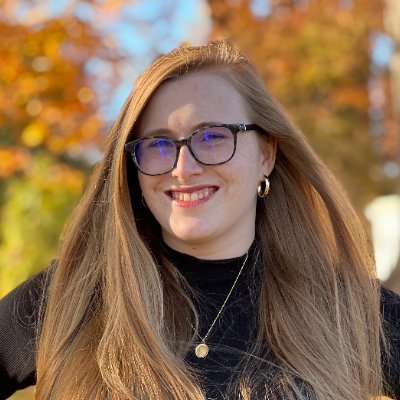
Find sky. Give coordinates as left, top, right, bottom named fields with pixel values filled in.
left=10, top=0, right=212, bottom=120
left=75, top=0, right=212, bottom=120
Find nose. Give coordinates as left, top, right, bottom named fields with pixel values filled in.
left=171, top=145, right=203, bottom=180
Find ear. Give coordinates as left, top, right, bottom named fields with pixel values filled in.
left=258, top=134, right=277, bottom=179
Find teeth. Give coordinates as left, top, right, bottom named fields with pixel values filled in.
left=171, top=188, right=215, bottom=202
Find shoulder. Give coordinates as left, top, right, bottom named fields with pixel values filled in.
left=379, top=285, right=400, bottom=400
left=0, top=263, right=54, bottom=322
left=0, top=264, right=53, bottom=321
left=0, top=262, right=55, bottom=397
left=380, top=284, right=400, bottom=349
left=380, top=284, right=400, bottom=327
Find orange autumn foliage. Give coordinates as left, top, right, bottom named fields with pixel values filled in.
left=208, top=0, right=395, bottom=211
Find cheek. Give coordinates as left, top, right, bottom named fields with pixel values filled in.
left=137, top=173, right=147, bottom=193
left=230, top=147, right=264, bottom=186
left=137, top=174, right=170, bottom=215
left=138, top=174, right=158, bottom=195
left=218, top=162, right=261, bottom=199
left=137, top=174, right=162, bottom=207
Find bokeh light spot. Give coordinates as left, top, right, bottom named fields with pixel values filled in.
left=32, top=56, right=53, bottom=72
left=26, top=99, right=43, bottom=117
left=21, top=122, right=47, bottom=147
left=78, top=87, right=95, bottom=103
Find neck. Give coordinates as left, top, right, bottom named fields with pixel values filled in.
left=162, top=233, right=256, bottom=260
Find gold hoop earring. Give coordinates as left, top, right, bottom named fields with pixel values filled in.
left=257, top=176, right=270, bottom=198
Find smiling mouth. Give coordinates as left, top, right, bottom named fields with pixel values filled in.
left=167, top=186, right=218, bottom=206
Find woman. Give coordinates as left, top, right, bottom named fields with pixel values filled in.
left=0, top=41, right=399, bottom=400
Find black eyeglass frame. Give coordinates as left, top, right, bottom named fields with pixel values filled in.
left=124, top=123, right=261, bottom=176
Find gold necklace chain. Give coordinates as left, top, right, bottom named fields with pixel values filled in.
left=193, top=251, right=250, bottom=358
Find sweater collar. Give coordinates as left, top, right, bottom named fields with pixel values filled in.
left=161, top=240, right=261, bottom=285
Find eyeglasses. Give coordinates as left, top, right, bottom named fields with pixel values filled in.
left=125, top=123, right=261, bottom=176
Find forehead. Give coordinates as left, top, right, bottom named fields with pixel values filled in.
left=137, top=70, right=249, bottom=135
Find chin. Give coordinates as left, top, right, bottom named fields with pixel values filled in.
left=167, top=223, right=218, bottom=245
left=173, top=230, right=215, bottom=244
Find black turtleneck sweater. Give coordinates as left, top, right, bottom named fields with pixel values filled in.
left=165, top=242, right=261, bottom=399
left=0, top=244, right=400, bottom=399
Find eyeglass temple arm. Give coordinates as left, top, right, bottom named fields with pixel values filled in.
left=238, top=123, right=261, bottom=132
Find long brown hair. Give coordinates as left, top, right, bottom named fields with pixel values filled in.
left=36, top=41, right=382, bottom=399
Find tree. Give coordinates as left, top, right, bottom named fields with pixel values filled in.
left=208, top=0, right=396, bottom=213
left=0, top=3, right=123, bottom=294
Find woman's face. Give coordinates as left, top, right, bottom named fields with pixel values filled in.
left=137, top=70, right=276, bottom=259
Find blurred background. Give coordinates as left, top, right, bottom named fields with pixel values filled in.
left=0, top=0, right=399, bottom=398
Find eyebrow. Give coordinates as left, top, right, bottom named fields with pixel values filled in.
left=142, top=121, right=223, bottom=138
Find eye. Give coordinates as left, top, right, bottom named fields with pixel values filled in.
left=147, top=137, right=175, bottom=148
left=198, top=128, right=231, bottom=143
left=202, top=132, right=225, bottom=141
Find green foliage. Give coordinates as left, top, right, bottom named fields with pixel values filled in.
left=0, top=154, right=84, bottom=296
left=0, top=1, right=115, bottom=297
left=7, top=387, right=35, bottom=400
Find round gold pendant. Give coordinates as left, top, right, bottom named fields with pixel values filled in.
left=195, top=343, right=209, bottom=358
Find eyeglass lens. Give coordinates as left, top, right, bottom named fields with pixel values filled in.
left=134, top=126, right=235, bottom=175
